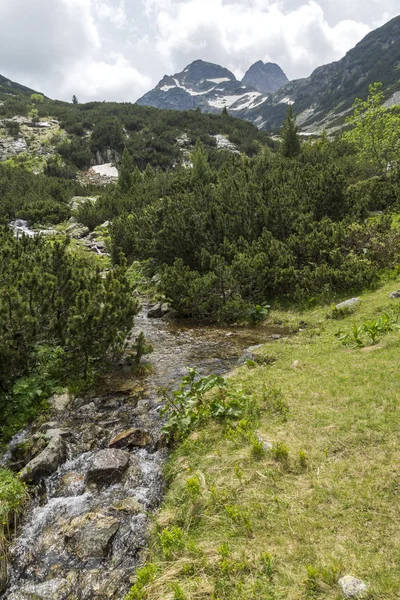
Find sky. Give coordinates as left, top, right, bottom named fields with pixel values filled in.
left=0, top=0, right=398, bottom=103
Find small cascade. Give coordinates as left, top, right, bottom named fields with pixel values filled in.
left=1, top=307, right=287, bottom=599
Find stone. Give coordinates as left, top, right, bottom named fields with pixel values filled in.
left=335, top=298, right=360, bottom=310
left=111, top=497, right=143, bottom=514
left=65, top=223, right=90, bottom=239
left=133, top=399, right=152, bottom=416
left=43, top=428, right=71, bottom=440
left=49, top=392, right=73, bottom=412
left=6, top=578, right=69, bottom=599
left=19, top=435, right=65, bottom=483
left=388, top=290, right=400, bottom=299
left=109, top=428, right=152, bottom=449
left=39, top=421, right=59, bottom=432
left=255, top=433, right=273, bottom=451
left=238, top=344, right=263, bottom=365
left=65, top=511, right=120, bottom=559
left=147, top=303, right=163, bottom=318
left=70, top=196, right=98, bottom=211
left=290, top=360, right=299, bottom=369
left=161, top=302, right=171, bottom=315
left=338, top=575, right=368, bottom=598
left=87, top=449, right=130, bottom=484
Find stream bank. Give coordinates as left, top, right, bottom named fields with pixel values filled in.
left=1, top=307, right=287, bottom=599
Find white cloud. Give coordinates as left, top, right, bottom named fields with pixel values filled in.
left=0, top=0, right=397, bottom=102
left=58, top=53, right=151, bottom=102
left=150, top=0, right=372, bottom=80
left=95, top=0, right=128, bottom=28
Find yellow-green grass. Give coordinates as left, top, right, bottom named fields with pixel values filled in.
left=127, top=279, right=400, bottom=600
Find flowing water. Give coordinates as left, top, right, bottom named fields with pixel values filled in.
left=1, top=307, right=288, bottom=599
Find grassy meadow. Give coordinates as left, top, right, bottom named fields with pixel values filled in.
left=126, top=278, right=400, bottom=600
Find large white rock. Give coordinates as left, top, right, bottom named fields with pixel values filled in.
left=338, top=575, right=368, bottom=598
left=335, top=298, right=360, bottom=310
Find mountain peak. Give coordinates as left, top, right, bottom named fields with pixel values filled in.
left=179, top=60, right=236, bottom=85
left=241, top=62, right=288, bottom=94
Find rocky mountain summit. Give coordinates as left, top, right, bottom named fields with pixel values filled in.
left=137, top=59, right=288, bottom=114
left=240, top=14, right=400, bottom=133
left=241, top=61, right=288, bottom=94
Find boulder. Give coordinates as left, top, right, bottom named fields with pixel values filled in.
left=335, top=298, right=360, bottom=310
left=111, top=497, right=143, bottom=514
left=108, top=428, right=152, bottom=449
left=49, top=392, right=73, bottom=412
left=338, top=575, right=368, bottom=598
left=43, top=428, right=71, bottom=440
left=6, top=578, right=69, bottom=600
left=19, top=435, right=66, bottom=483
left=147, top=303, right=170, bottom=319
left=87, top=449, right=130, bottom=484
left=388, top=290, right=400, bottom=299
left=65, top=511, right=120, bottom=559
left=70, top=196, right=98, bottom=211
left=238, top=344, right=263, bottom=365
left=147, top=303, right=163, bottom=318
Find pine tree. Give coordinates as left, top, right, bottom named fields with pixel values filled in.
left=118, top=147, right=135, bottom=193
left=72, top=95, right=79, bottom=105
left=280, top=106, right=301, bottom=158
left=191, top=139, right=211, bottom=185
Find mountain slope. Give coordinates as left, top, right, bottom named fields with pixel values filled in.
left=241, top=15, right=400, bottom=132
left=0, top=74, right=36, bottom=96
left=136, top=59, right=287, bottom=114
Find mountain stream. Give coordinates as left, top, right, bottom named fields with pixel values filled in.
left=1, top=307, right=287, bottom=599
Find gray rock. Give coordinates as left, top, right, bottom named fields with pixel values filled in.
left=6, top=578, right=69, bottom=599
left=87, top=449, right=130, bottom=484
left=49, top=392, right=73, bottom=412
left=43, top=428, right=71, bottom=440
left=70, top=195, right=98, bottom=211
left=65, top=511, right=120, bottom=559
left=0, top=137, right=27, bottom=161
left=388, top=290, right=400, bottom=299
left=133, top=399, right=152, bottom=416
left=64, top=222, right=89, bottom=239
left=38, top=421, right=59, bottom=432
left=336, top=298, right=360, bottom=310
left=255, top=433, right=273, bottom=451
left=109, top=428, right=153, bottom=449
left=76, top=401, right=97, bottom=416
left=147, top=303, right=163, bottom=318
left=338, top=575, right=368, bottom=598
left=19, top=435, right=66, bottom=482
left=238, top=344, right=263, bottom=365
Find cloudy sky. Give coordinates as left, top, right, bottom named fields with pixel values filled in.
left=0, top=0, right=398, bottom=103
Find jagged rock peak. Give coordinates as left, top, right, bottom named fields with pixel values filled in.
left=242, top=61, right=289, bottom=94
